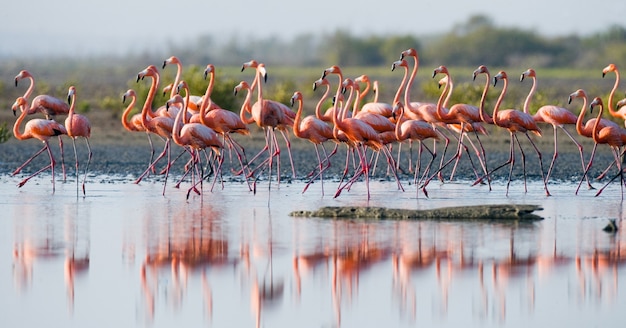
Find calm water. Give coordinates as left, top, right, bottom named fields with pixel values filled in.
left=1, top=174, right=625, bottom=327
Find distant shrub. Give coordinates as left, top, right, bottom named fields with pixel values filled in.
left=0, top=122, right=11, bottom=144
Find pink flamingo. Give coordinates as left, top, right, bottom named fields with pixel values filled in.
left=427, top=65, right=490, bottom=187
left=162, top=55, right=207, bottom=113
left=121, top=89, right=159, bottom=174
left=588, top=97, right=626, bottom=198
left=473, top=70, right=549, bottom=196
left=168, top=87, right=224, bottom=197
left=134, top=65, right=176, bottom=195
left=290, top=91, right=335, bottom=195
left=10, top=97, right=67, bottom=192
left=65, top=86, right=92, bottom=196
left=14, top=70, right=68, bottom=180
left=191, top=64, right=251, bottom=189
left=323, top=65, right=394, bottom=200
left=241, top=60, right=296, bottom=184
left=602, top=64, right=626, bottom=123
left=520, top=68, right=589, bottom=189
left=398, top=49, right=452, bottom=179
left=392, top=101, right=440, bottom=189
left=569, top=89, right=620, bottom=194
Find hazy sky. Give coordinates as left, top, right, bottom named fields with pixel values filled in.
left=2, top=0, right=624, bottom=57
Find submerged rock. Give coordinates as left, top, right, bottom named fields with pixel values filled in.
left=289, top=204, right=543, bottom=221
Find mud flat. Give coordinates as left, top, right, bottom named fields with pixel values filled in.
left=289, top=204, right=544, bottom=221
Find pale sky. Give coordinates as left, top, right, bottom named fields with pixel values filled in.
left=2, top=0, right=624, bottom=57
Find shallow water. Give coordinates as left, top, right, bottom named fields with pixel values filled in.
left=2, top=174, right=626, bottom=327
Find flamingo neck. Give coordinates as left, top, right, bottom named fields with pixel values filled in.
left=121, top=95, right=137, bottom=132
left=523, top=76, right=537, bottom=115
left=293, top=98, right=303, bottom=138
left=394, top=107, right=404, bottom=140
left=478, top=73, right=493, bottom=124
left=492, top=77, right=508, bottom=127
left=592, top=103, right=603, bottom=143
left=608, top=69, right=621, bottom=116
left=141, top=73, right=160, bottom=125
left=315, top=84, right=331, bottom=121
left=170, top=63, right=182, bottom=98
left=575, top=95, right=588, bottom=136
left=23, top=76, right=35, bottom=100
left=67, top=93, right=76, bottom=135
left=239, top=87, right=255, bottom=124
left=403, top=55, right=419, bottom=112
left=393, top=67, right=408, bottom=105
left=200, top=72, right=215, bottom=127
left=13, top=106, right=29, bottom=140
left=436, top=76, right=452, bottom=121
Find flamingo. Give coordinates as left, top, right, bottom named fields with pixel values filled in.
left=15, top=69, right=69, bottom=180
left=10, top=97, right=67, bottom=192
left=65, top=86, right=92, bottom=196
left=290, top=91, right=335, bottom=195
left=588, top=97, right=626, bottom=198
left=189, top=65, right=251, bottom=188
left=323, top=65, right=393, bottom=200
left=426, top=65, right=490, bottom=187
left=392, top=101, right=440, bottom=189
left=241, top=60, right=297, bottom=184
left=520, top=68, right=589, bottom=189
left=472, top=70, right=550, bottom=196
left=134, top=65, right=176, bottom=195
left=398, top=49, right=452, bottom=179
left=168, top=88, right=224, bottom=198
left=569, top=89, right=620, bottom=194
left=162, top=55, right=207, bottom=112
left=121, top=89, right=159, bottom=174
left=313, top=76, right=350, bottom=123
left=602, top=64, right=626, bottom=123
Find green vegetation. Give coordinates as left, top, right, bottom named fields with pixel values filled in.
left=0, top=122, right=10, bottom=144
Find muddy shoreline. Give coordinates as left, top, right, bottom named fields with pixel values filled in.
left=0, top=113, right=619, bottom=186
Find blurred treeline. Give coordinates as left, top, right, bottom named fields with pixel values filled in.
left=1, top=14, right=625, bottom=130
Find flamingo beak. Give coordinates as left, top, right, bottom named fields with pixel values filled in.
left=162, top=61, right=167, bottom=69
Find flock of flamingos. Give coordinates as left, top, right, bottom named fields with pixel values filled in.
left=8, top=48, right=626, bottom=200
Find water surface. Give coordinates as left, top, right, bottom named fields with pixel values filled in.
left=1, top=175, right=625, bottom=327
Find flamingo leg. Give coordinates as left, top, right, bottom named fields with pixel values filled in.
left=523, top=132, right=550, bottom=196
left=12, top=145, right=47, bottom=176
left=17, top=141, right=56, bottom=192
left=576, top=143, right=599, bottom=194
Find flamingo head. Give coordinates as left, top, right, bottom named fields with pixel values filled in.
left=391, top=59, right=408, bottom=72
left=313, top=77, right=329, bottom=91
left=162, top=55, right=180, bottom=69
left=354, top=74, right=370, bottom=84
left=14, top=70, right=33, bottom=87
left=473, top=65, right=489, bottom=81
left=438, top=76, right=448, bottom=89
left=233, top=80, right=250, bottom=96
left=12, top=97, right=28, bottom=116
left=137, top=65, right=158, bottom=82
left=400, top=48, right=417, bottom=60
left=520, top=68, right=536, bottom=82
left=322, top=65, right=342, bottom=79
left=568, top=89, right=586, bottom=104
left=241, top=60, right=259, bottom=72
left=589, top=97, right=603, bottom=113
left=602, top=63, right=617, bottom=78
left=432, top=65, right=448, bottom=78
left=204, top=64, right=215, bottom=80
left=67, top=86, right=76, bottom=104
left=290, top=91, right=303, bottom=107
left=493, top=71, right=507, bottom=87
left=616, top=97, right=626, bottom=109
left=392, top=101, right=404, bottom=120
left=122, top=89, right=136, bottom=104
left=166, top=94, right=185, bottom=111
